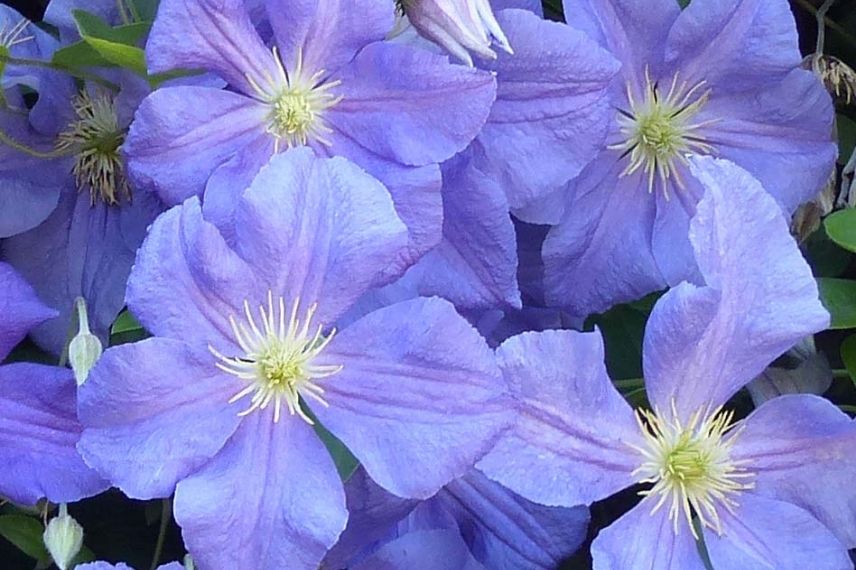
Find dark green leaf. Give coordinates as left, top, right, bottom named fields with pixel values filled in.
left=806, top=225, right=852, bottom=277
left=839, top=114, right=856, bottom=166
left=825, top=209, right=856, bottom=254
left=314, top=421, right=359, bottom=481
left=68, top=10, right=150, bottom=76
left=112, top=310, right=143, bottom=335
left=0, top=515, right=49, bottom=563
left=817, top=278, right=856, bottom=329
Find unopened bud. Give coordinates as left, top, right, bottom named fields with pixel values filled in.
left=396, top=0, right=512, bottom=67
left=68, top=297, right=103, bottom=386
left=43, top=504, right=84, bottom=570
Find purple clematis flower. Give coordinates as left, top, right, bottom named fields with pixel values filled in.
left=1, top=68, right=163, bottom=355
left=124, top=0, right=496, bottom=276
left=401, top=2, right=620, bottom=310
left=476, top=157, right=856, bottom=569
left=542, top=0, right=837, bottom=319
left=0, top=262, right=107, bottom=506
left=325, top=466, right=590, bottom=570
left=77, top=149, right=510, bottom=570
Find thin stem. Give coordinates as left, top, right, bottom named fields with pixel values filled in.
left=150, top=499, right=172, bottom=570
left=813, top=0, right=837, bottom=71
left=0, top=129, right=65, bottom=158
left=614, top=377, right=645, bottom=389
left=793, top=0, right=856, bottom=50
left=0, top=54, right=120, bottom=91
left=115, top=0, right=131, bottom=24
left=838, top=404, right=856, bottom=414
left=832, top=368, right=852, bottom=379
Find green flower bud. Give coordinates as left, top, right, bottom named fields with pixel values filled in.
left=43, top=504, right=83, bottom=570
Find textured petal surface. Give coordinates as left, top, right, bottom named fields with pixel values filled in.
left=315, top=297, right=510, bottom=499
left=543, top=153, right=665, bottom=320
left=475, top=10, right=619, bottom=208
left=146, top=0, right=277, bottom=93
left=327, top=42, right=495, bottom=166
left=78, top=339, right=241, bottom=498
left=561, top=0, right=678, bottom=84
left=664, top=0, right=801, bottom=93
left=352, top=529, right=485, bottom=570
left=175, top=412, right=347, bottom=570
left=232, top=149, right=408, bottom=323
left=124, top=87, right=269, bottom=205
left=3, top=189, right=162, bottom=355
left=591, top=502, right=706, bottom=570
left=126, top=198, right=257, bottom=352
left=643, top=157, right=829, bottom=419
left=438, top=470, right=590, bottom=570
left=323, top=467, right=419, bottom=569
left=0, top=263, right=56, bottom=361
left=731, top=395, right=856, bottom=547
left=267, top=0, right=394, bottom=74
left=0, top=363, right=107, bottom=505
left=477, top=329, right=641, bottom=507
left=704, top=493, right=851, bottom=570
left=702, top=69, right=836, bottom=213
left=0, top=113, right=64, bottom=238
left=414, top=151, right=520, bottom=310
left=325, top=131, right=444, bottom=279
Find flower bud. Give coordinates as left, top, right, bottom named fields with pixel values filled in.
left=43, top=504, right=84, bottom=570
left=397, top=0, right=512, bottom=67
left=68, top=297, right=103, bottom=386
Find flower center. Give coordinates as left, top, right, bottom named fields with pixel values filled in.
left=246, top=47, right=343, bottom=152
left=210, top=292, right=342, bottom=424
left=610, top=68, right=716, bottom=198
left=630, top=405, right=754, bottom=537
left=56, top=91, right=129, bottom=206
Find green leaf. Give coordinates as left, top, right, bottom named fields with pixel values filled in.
left=817, top=278, right=856, bottom=329
left=65, top=10, right=150, bottom=76
left=112, top=310, right=143, bottom=335
left=806, top=225, right=852, bottom=278
left=0, top=515, right=50, bottom=563
left=825, top=209, right=856, bottom=254
left=841, top=335, right=856, bottom=388
left=52, top=41, right=112, bottom=70
left=314, top=421, right=359, bottom=481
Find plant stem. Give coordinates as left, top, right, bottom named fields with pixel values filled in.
left=150, top=499, right=172, bottom=570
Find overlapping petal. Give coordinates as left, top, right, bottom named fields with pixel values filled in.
left=643, top=157, right=829, bottom=419
left=124, top=87, right=269, bottom=205
left=0, top=262, right=56, bottom=360
left=315, top=297, right=510, bottom=499
left=732, top=395, right=856, bottom=547
left=174, top=412, right=347, bottom=570
left=477, top=329, right=641, bottom=507
left=590, top=502, right=706, bottom=570
left=77, top=338, right=241, bottom=498
left=704, top=493, right=851, bottom=570
left=0, top=363, right=107, bottom=505
left=473, top=9, right=619, bottom=209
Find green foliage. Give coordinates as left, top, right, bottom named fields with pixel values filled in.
left=0, top=515, right=50, bottom=564
left=825, top=209, right=856, bottom=254
left=817, top=278, right=856, bottom=329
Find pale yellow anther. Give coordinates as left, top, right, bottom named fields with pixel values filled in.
left=609, top=68, right=718, bottom=199
left=629, top=401, right=755, bottom=538
left=211, top=292, right=342, bottom=424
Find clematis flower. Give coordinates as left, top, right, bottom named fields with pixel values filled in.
left=542, top=0, right=837, bottom=318
left=400, top=3, right=620, bottom=310
left=77, top=563, right=183, bottom=570
left=395, top=0, right=512, bottom=67
left=0, top=0, right=166, bottom=354
left=0, top=70, right=163, bottom=355
left=0, top=262, right=107, bottom=506
left=325, top=466, right=589, bottom=570
left=77, top=150, right=510, bottom=570
left=476, top=157, right=856, bottom=568
left=124, top=0, right=497, bottom=276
